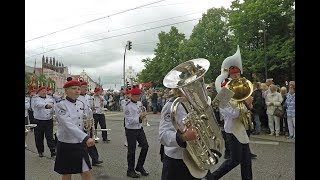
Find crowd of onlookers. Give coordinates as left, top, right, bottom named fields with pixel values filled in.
left=100, top=78, right=295, bottom=140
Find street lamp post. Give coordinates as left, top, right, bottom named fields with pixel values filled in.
left=123, top=41, right=132, bottom=90
left=259, top=28, right=268, bottom=80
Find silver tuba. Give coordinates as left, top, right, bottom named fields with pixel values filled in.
left=163, top=58, right=225, bottom=179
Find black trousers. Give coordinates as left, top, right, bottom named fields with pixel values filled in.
left=125, top=127, right=149, bottom=171
left=208, top=133, right=252, bottom=180
left=28, top=110, right=36, bottom=125
left=93, top=114, right=108, bottom=140
left=222, top=130, right=230, bottom=157
left=34, top=119, right=56, bottom=154
left=161, top=154, right=199, bottom=180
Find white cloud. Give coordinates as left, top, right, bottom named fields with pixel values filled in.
left=25, top=0, right=232, bottom=88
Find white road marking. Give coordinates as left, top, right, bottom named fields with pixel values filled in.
left=250, top=140, right=279, bottom=145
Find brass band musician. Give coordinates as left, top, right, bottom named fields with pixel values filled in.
left=54, top=79, right=95, bottom=180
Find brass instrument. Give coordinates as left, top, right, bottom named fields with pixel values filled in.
left=163, top=58, right=225, bottom=179
left=226, top=77, right=254, bottom=130
left=140, top=106, right=150, bottom=126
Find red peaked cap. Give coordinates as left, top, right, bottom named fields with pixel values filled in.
left=94, top=87, right=101, bottom=93
left=229, top=68, right=240, bottom=75
left=63, top=80, right=81, bottom=88
left=37, top=86, right=47, bottom=92
left=80, top=81, right=88, bottom=86
left=130, top=88, right=141, bottom=95
left=46, top=87, right=52, bottom=91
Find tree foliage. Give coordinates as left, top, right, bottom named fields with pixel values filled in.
left=137, top=0, right=295, bottom=87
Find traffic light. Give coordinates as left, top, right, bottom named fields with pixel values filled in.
left=126, top=81, right=130, bottom=88
left=127, top=41, right=132, bottom=50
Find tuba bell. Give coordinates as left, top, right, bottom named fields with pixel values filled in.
left=215, top=45, right=242, bottom=93
left=163, top=58, right=225, bottom=179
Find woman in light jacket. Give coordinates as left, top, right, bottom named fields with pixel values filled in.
left=265, top=85, right=283, bottom=136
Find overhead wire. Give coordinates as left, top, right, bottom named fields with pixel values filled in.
left=25, top=11, right=203, bottom=52
left=25, top=18, right=200, bottom=59
left=25, top=0, right=166, bottom=43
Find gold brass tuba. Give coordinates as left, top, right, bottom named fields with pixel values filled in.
left=163, top=58, right=224, bottom=179
left=226, top=77, right=254, bottom=130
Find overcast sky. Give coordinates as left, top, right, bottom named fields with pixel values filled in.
left=25, top=0, right=232, bottom=90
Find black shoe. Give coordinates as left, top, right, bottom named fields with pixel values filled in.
left=250, top=153, right=257, bottom=159
left=39, top=153, right=44, bottom=158
left=103, top=139, right=111, bottom=143
left=92, top=160, right=103, bottom=166
left=135, top=167, right=149, bottom=176
left=127, top=170, right=140, bottom=178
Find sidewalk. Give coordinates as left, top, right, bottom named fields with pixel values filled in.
left=250, top=131, right=295, bottom=143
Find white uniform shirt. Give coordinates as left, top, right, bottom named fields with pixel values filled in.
left=219, top=101, right=249, bottom=144
left=55, top=98, right=89, bottom=143
left=33, top=96, right=54, bottom=120
left=124, top=100, right=143, bottom=129
left=159, top=100, right=187, bottom=159
left=90, top=95, right=108, bottom=114
left=25, top=96, right=30, bottom=117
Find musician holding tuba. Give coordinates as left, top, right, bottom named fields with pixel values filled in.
left=78, top=80, right=103, bottom=166
left=159, top=88, right=200, bottom=180
left=208, top=46, right=253, bottom=180
left=53, top=78, right=95, bottom=180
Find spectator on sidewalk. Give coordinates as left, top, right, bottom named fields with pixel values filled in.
left=285, top=84, right=295, bottom=139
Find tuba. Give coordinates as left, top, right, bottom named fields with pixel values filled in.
left=215, top=45, right=254, bottom=130
left=226, top=77, right=254, bottom=130
left=163, top=58, right=224, bottom=179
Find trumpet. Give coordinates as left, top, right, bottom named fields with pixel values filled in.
left=140, top=106, right=150, bottom=126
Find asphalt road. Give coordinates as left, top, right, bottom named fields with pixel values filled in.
left=25, top=112, right=295, bottom=180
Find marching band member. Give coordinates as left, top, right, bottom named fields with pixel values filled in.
left=159, top=88, right=199, bottom=180
left=124, top=88, right=149, bottom=178
left=28, top=89, right=37, bottom=130
left=25, top=92, right=31, bottom=148
left=91, top=87, right=110, bottom=142
left=121, top=89, right=131, bottom=147
left=54, top=79, right=95, bottom=180
left=78, top=80, right=103, bottom=166
left=207, top=80, right=253, bottom=180
left=32, top=86, right=56, bottom=158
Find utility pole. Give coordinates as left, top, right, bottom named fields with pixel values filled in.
left=263, top=29, right=268, bottom=80
left=123, top=41, right=132, bottom=90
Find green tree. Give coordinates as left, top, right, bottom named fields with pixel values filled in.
left=229, top=0, right=295, bottom=84
left=179, top=7, right=232, bottom=83
left=137, top=27, right=186, bottom=86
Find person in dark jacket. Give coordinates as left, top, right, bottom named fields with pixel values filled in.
left=251, top=82, right=265, bottom=135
